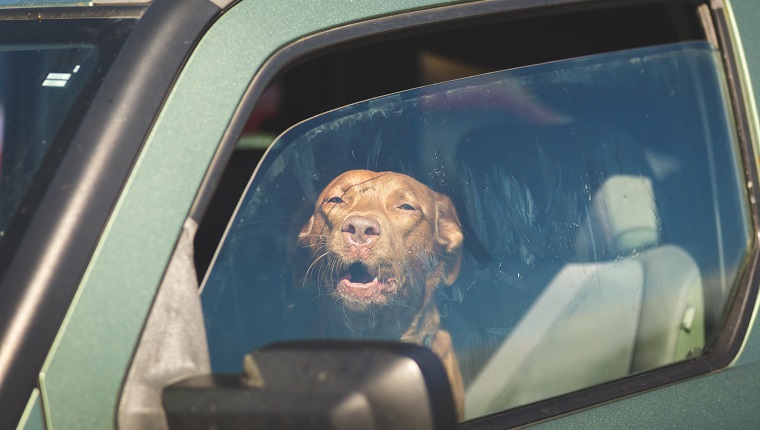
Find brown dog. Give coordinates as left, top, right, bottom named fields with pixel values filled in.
left=297, top=169, right=465, bottom=417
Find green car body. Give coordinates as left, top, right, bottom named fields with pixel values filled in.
left=3, top=0, right=760, bottom=428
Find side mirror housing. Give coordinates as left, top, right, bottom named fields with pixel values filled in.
left=163, top=340, right=457, bottom=429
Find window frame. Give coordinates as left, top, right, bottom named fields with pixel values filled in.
left=189, top=0, right=760, bottom=427
left=0, top=0, right=227, bottom=427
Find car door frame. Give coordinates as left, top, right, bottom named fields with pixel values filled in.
left=27, top=0, right=760, bottom=428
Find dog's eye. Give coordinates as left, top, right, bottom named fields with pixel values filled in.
left=398, top=203, right=416, bottom=211
left=325, top=196, right=344, bottom=204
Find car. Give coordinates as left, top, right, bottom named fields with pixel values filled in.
left=2, top=0, right=760, bottom=428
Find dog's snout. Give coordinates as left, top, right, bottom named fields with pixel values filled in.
left=342, top=215, right=381, bottom=245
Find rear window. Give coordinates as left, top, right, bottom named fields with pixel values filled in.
left=201, top=41, right=751, bottom=420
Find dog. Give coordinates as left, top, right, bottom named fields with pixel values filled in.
left=297, top=169, right=465, bottom=417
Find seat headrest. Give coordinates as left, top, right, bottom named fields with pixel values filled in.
left=575, top=175, right=660, bottom=259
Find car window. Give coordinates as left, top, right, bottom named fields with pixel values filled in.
left=0, top=18, right=136, bottom=253
left=200, top=41, right=751, bottom=420
left=0, top=45, right=98, bottom=231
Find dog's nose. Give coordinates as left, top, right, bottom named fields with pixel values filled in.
left=342, top=215, right=381, bottom=245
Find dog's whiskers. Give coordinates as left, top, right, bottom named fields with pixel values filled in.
left=368, top=308, right=376, bottom=335
left=304, top=251, right=329, bottom=280
left=342, top=304, right=360, bottom=334
left=293, top=241, right=327, bottom=252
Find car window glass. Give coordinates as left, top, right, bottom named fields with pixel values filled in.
left=201, top=41, right=751, bottom=420
left=0, top=17, right=137, bottom=257
left=0, top=45, right=98, bottom=233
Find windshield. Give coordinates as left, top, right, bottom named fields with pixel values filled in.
left=201, top=41, right=751, bottom=420
left=0, top=17, right=136, bottom=248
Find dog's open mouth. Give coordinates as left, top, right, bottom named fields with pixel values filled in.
left=337, top=261, right=397, bottom=302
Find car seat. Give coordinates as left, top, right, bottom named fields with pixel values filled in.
left=464, top=172, right=705, bottom=417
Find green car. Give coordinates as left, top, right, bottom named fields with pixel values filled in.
left=3, top=0, right=760, bottom=428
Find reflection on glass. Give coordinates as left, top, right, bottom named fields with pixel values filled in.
left=201, top=42, right=751, bottom=420
left=0, top=45, right=99, bottom=237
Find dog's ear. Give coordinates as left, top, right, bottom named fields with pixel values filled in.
left=435, top=193, right=463, bottom=285
left=298, top=215, right=315, bottom=246
left=290, top=213, right=317, bottom=288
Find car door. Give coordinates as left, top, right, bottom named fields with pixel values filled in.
left=18, top=0, right=760, bottom=428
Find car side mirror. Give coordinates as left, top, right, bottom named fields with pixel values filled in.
left=163, top=340, right=457, bottom=430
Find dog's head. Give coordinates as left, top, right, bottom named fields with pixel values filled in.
left=298, top=169, right=463, bottom=313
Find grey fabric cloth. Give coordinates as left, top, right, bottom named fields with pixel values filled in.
left=118, top=219, right=211, bottom=430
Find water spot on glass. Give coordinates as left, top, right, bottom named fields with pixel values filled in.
left=486, top=327, right=513, bottom=336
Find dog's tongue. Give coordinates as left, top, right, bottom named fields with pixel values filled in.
left=340, top=262, right=395, bottom=294
left=342, top=275, right=379, bottom=289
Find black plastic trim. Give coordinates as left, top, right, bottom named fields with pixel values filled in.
left=165, top=341, right=457, bottom=430
left=188, top=0, right=760, bottom=428
left=0, top=5, right=145, bottom=20
left=0, top=0, right=222, bottom=428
